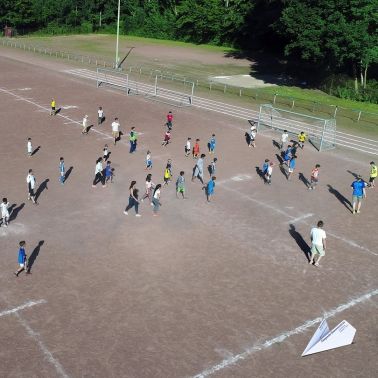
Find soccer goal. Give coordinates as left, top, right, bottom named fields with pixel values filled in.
left=96, top=68, right=130, bottom=92
left=257, top=104, right=336, bottom=151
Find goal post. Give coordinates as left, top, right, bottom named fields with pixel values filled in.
left=257, top=104, right=336, bottom=151
left=96, top=68, right=131, bottom=93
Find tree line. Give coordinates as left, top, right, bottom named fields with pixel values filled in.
left=1, top=0, right=377, bottom=102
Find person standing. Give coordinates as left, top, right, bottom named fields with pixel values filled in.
left=105, top=161, right=113, bottom=184
left=129, top=127, right=138, bottom=153
left=81, top=115, right=89, bottom=134
left=141, top=174, right=155, bottom=203
left=369, top=161, right=377, bottom=188
left=103, top=144, right=109, bottom=162
left=111, top=118, right=120, bottom=145
left=1, top=198, right=10, bottom=227
left=161, top=130, right=171, bottom=146
left=282, top=145, right=292, bottom=166
left=351, top=175, right=366, bottom=214
left=124, top=181, right=141, bottom=217
left=163, top=159, right=172, bottom=186
left=298, top=131, right=307, bottom=149
left=97, top=106, right=104, bottom=125
left=192, top=154, right=205, bottom=184
left=265, top=162, right=273, bottom=185
left=249, top=127, right=256, bottom=148
left=26, top=169, right=37, bottom=204
left=208, top=157, right=217, bottom=177
left=152, top=184, right=162, bottom=216
left=27, top=138, right=33, bottom=157
left=176, top=171, right=186, bottom=199
left=166, top=111, right=173, bottom=130
left=287, top=155, right=297, bottom=180
left=208, top=134, right=216, bottom=154
left=308, top=164, right=321, bottom=190
left=59, top=157, right=65, bottom=185
left=50, top=98, right=56, bottom=116
left=308, top=221, right=327, bottom=267
left=92, top=158, right=106, bottom=188
left=193, top=139, right=200, bottom=159
left=14, top=241, right=28, bottom=277
left=280, top=130, right=289, bottom=150
left=185, top=137, right=191, bottom=157
left=145, top=150, right=152, bottom=170
left=204, top=176, right=216, bottom=202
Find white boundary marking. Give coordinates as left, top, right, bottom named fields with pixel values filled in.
left=0, top=299, right=46, bottom=318
left=192, top=288, right=378, bottom=378
left=287, top=213, right=314, bottom=224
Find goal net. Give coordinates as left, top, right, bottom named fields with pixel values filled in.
left=96, top=68, right=131, bottom=93
left=257, top=104, right=336, bottom=151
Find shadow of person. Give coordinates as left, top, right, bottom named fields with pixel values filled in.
left=347, top=170, right=360, bottom=179
left=8, top=203, right=25, bottom=222
left=55, top=108, right=62, bottom=115
left=289, top=224, right=310, bottom=261
left=35, top=179, right=50, bottom=201
left=65, top=166, right=73, bottom=182
left=275, top=153, right=283, bottom=165
left=298, top=172, right=309, bottom=188
left=272, top=140, right=281, bottom=149
left=245, top=132, right=251, bottom=146
left=327, top=184, right=352, bottom=212
left=31, top=146, right=41, bottom=156
left=255, top=166, right=263, bottom=179
left=26, top=240, right=44, bottom=273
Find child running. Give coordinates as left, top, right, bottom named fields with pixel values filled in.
left=124, top=181, right=141, bottom=216
left=308, top=164, right=321, bottom=190
left=208, top=157, right=217, bottom=177
left=262, top=159, right=269, bottom=180
left=92, top=158, right=106, bottom=188
left=59, top=157, right=65, bottom=185
left=193, top=139, right=200, bottom=159
left=308, top=221, right=327, bottom=267
left=98, top=106, right=104, bottom=125
left=203, top=176, right=216, bottom=202
left=152, top=184, right=162, bottom=216
left=81, top=115, right=89, bottom=134
left=249, top=127, right=256, bottom=148
left=111, top=118, right=120, bottom=145
left=1, top=197, right=10, bottom=227
left=287, top=155, right=297, bottom=180
left=27, top=138, right=33, bottom=157
left=283, top=145, right=292, bottom=166
left=103, top=144, right=109, bottom=161
left=185, top=137, right=191, bottom=157
left=26, top=169, right=37, bottom=204
left=280, top=130, right=289, bottom=150
left=208, top=134, right=216, bottom=154
left=14, top=241, right=28, bottom=277
left=265, top=162, right=274, bottom=185
left=176, top=171, right=186, bottom=199
left=50, top=98, right=56, bottom=116
left=145, top=150, right=152, bottom=170
left=105, top=161, right=113, bottom=184
left=192, top=154, right=205, bottom=184
left=163, top=159, right=172, bottom=186
left=162, top=130, right=171, bottom=146
left=298, top=131, right=307, bottom=149
left=141, top=174, right=155, bottom=203
left=369, top=161, right=377, bottom=188
left=166, top=111, right=173, bottom=130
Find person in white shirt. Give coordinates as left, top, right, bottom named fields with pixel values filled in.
left=1, top=197, right=10, bottom=227
left=97, top=106, right=104, bottom=125
left=265, top=162, right=273, bottom=185
left=185, top=137, right=191, bottom=157
left=27, top=138, right=33, bottom=157
left=92, top=158, right=106, bottom=188
left=280, top=130, right=289, bottom=150
left=309, top=220, right=327, bottom=267
left=82, top=115, right=89, bottom=134
left=152, top=184, right=162, bottom=216
left=26, top=169, right=37, bottom=204
left=111, top=117, right=120, bottom=145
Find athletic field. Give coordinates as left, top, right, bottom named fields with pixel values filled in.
left=0, top=49, right=377, bottom=378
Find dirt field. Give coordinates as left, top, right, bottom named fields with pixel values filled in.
left=0, top=50, right=377, bottom=378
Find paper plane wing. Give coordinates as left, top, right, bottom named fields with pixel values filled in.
left=302, top=320, right=356, bottom=356
left=302, top=319, right=330, bottom=356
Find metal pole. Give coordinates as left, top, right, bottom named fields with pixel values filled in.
left=115, top=0, right=121, bottom=69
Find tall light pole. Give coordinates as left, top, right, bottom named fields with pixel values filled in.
left=115, top=0, right=121, bottom=69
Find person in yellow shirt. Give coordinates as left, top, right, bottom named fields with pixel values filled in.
left=298, top=131, right=307, bottom=149
left=50, top=99, right=56, bottom=116
left=369, top=161, right=377, bottom=188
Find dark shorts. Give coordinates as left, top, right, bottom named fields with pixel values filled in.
left=369, top=177, right=375, bottom=183
left=28, top=187, right=34, bottom=196
left=51, top=107, right=55, bottom=111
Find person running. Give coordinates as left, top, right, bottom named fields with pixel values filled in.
left=124, top=181, right=141, bottom=216
left=208, top=134, right=216, bottom=154
left=162, top=130, right=171, bottom=146
left=185, top=137, right=191, bottom=157
left=280, top=130, right=289, bottom=150
left=166, top=111, right=173, bottom=130
left=129, top=127, right=138, bottom=153
left=50, top=98, right=56, bottom=116
left=14, top=241, right=28, bottom=277
left=351, top=175, right=366, bottom=214
left=283, top=145, right=292, bottom=166
left=298, top=131, right=307, bottom=149
left=27, top=138, right=33, bottom=157
left=1, top=197, right=10, bottom=227
left=265, top=162, right=273, bottom=185
left=249, top=127, right=257, bottom=148
left=208, top=157, right=217, bottom=177
left=111, top=118, right=120, bottom=145
left=192, top=154, right=205, bottom=184
left=163, top=159, right=172, bottom=186
left=308, top=221, right=327, bottom=267
left=287, top=155, right=297, bottom=180
left=203, top=176, right=216, bottom=202
left=176, top=171, right=186, bottom=199
left=59, top=157, right=65, bottom=185
left=81, top=115, right=89, bottom=134
left=103, top=144, right=109, bottom=162
left=105, top=161, right=113, bottom=184
left=262, top=159, right=269, bottom=178
left=26, top=169, right=37, bottom=204
left=193, top=139, right=200, bottom=159
left=152, top=184, right=162, bottom=216
left=141, top=174, right=155, bottom=203
left=308, top=164, right=321, bottom=190
left=92, top=157, right=106, bottom=188
left=97, top=106, right=104, bottom=125
left=145, top=150, right=152, bottom=170
left=368, top=161, right=377, bottom=188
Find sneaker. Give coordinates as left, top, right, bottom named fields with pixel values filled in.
left=352, top=210, right=356, bottom=214
left=357, top=210, right=361, bottom=214
left=92, top=185, right=96, bottom=188
left=135, top=214, right=141, bottom=217
left=123, top=211, right=128, bottom=215
left=150, top=202, right=154, bottom=207
left=14, top=272, right=18, bottom=277
left=314, top=262, right=320, bottom=267
left=3, top=224, right=7, bottom=228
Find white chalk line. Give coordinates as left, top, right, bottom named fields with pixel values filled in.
left=287, top=213, right=314, bottom=224
left=327, top=231, right=378, bottom=256
left=192, top=288, right=378, bottom=378
left=14, top=312, right=70, bottom=378
left=0, top=299, right=46, bottom=318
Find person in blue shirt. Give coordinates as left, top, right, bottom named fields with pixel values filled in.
left=14, top=241, right=28, bottom=277
left=283, top=145, right=292, bottom=166
left=105, top=161, right=114, bottom=184
left=351, top=175, right=366, bottom=214
left=262, top=159, right=269, bottom=181
left=287, top=155, right=297, bottom=180
left=208, top=134, right=216, bottom=154
left=203, top=176, right=216, bottom=202
left=59, top=157, right=65, bottom=185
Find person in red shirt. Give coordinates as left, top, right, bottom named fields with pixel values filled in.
left=193, top=138, right=200, bottom=159
left=308, top=164, right=320, bottom=190
left=166, top=111, right=173, bottom=130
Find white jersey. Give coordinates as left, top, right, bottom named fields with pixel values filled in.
left=98, top=109, right=104, bottom=118
left=82, top=117, right=88, bottom=127
left=95, top=162, right=103, bottom=174
left=153, top=189, right=160, bottom=199
left=103, top=148, right=109, bottom=157
left=267, top=166, right=273, bottom=175
left=27, top=141, right=32, bottom=153
left=281, top=132, right=289, bottom=143
left=26, top=174, right=36, bottom=189
left=186, top=140, right=191, bottom=150
left=310, top=227, right=326, bottom=246
left=0, top=202, right=9, bottom=216
left=111, top=121, right=120, bottom=132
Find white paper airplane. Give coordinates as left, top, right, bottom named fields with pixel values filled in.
left=302, top=319, right=356, bottom=356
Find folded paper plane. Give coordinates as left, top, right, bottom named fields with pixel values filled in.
left=302, top=319, right=356, bottom=356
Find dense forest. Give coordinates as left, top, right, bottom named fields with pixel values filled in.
left=1, top=0, right=377, bottom=101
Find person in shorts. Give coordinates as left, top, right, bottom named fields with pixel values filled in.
left=287, top=155, right=297, bottom=180
left=203, top=176, right=216, bottom=202
left=176, top=171, right=186, bottom=199
left=351, top=175, right=366, bottom=214
left=163, top=159, right=172, bottom=186
left=308, top=164, right=320, bottom=190
left=1, top=197, right=10, bottom=227
left=369, top=161, right=377, bottom=188
left=309, top=220, right=326, bottom=267
left=265, top=162, right=273, bottom=185
left=50, top=99, right=56, bottom=116
left=145, top=150, right=152, bottom=170
left=26, top=169, right=37, bottom=204
left=59, top=157, right=65, bottom=185
left=81, top=115, right=89, bottom=134
left=111, top=118, right=120, bottom=145
left=185, top=137, right=191, bottom=157
left=298, top=131, right=307, bottom=149
left=280, top=130, right=289, bottom=150
left=166, top=111, right=173, bottom=130
left=27, top=138, right=33, bottom=157
left=14, top=241, right=28, bottom=277
left=193, top=139, right=200, bottom=159
left=98, top=106, right=104, bottom=125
